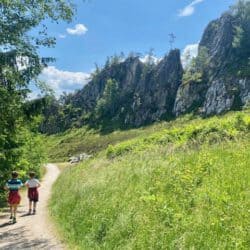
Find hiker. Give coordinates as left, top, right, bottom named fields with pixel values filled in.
left=25, top=172, right=41, bottom=214
left=4, top=171, right=23, bottom=223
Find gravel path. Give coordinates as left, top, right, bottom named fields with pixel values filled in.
left=0, top=164, right=64, bottom=250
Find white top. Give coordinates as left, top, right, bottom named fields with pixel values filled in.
left=25, top=178, right=40, bottom=188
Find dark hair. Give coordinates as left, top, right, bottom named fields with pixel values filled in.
left=12, top=171, right=18, bottom=178
left=29, top=172, right=36, bottom=178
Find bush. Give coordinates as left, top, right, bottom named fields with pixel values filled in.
left=105, top=112, right=250, bottom=158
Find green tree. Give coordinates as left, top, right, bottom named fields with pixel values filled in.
left=95, top=79, right=119, bottom=119
left=182, top=46, right=209, bottom=84
left=231, top=0, right=250, bottom=76
left=0, top=0, right=75, bottom=203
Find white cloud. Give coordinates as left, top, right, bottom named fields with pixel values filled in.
left=181, top=43, right=199, bottom=68
left=66, top=24, right=88, bottom=36
left=39, top=66, right=90, bottom=97
left=27, top=91, right=41, bottom=100
left=139, top=54, right=162, bottom=64
left=178, top=0, right=204, bottom=17
left=16, top=56, right=29, bottom=71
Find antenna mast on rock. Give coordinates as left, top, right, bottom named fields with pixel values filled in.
left=169, top=33, right=176, bottom=50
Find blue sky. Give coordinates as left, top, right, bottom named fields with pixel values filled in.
left=36, top=0, right=236, bottom=97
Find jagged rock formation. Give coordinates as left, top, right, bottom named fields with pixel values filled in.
left=174, top=10, right=250, bottom=116
left=125, top=49, right=183, bottom=126
left=41, top=3, right=250, bottom=133
left=66, top=49, right=183, bottom=128
left=174, top=80, right=208, bottom=116
left=70, top=56, right=144, bottom=112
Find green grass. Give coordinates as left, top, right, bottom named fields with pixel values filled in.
left=106, top=112, right=250, bottom=158
left=44, top=111, right=249, bottom=162
left=49, top=110, right=250, bottom=249
left=43, top=124, right=150, bottom=162
left=44, top=117, right=193, bottom=162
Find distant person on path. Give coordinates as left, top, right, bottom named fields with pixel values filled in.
left=25, top=172, right=41, bottom=215
left=4, top=171, right=23, bottom=223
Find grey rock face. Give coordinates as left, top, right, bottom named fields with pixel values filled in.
left=128, top=49, right=183, bottom=125
left=203, top=79, right=235, bottom=115
left=70, top=49, right=183, bottom=127
left=174, top=81, right=208, bottom=116
left=174, top=11, right=250, bottom=117
left=70, top=57, right=144, bottom=112
left=201, top=11, right=250, bottom=115
left=204, top=77, right=250, bottom=115
left=239, top=78, right=250, bottom=106
left=199, top=13, right=235, bottom=73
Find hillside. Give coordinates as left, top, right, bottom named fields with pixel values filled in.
left=40, top=1, right=250, bottom=134
left=49, top=110, right=250, bottom=249
left=43, top=2, right=250, bottom=248
left=44, top=112, right=197, bottom=162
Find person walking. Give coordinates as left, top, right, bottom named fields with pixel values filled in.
left=5, top=171, right=23, bottom=223
left=25, top=172, right=41, bottom=215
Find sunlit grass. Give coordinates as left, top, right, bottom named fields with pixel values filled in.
left=49, top=110, right=250, bottom=249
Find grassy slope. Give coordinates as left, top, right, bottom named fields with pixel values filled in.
left=49, top=111, right=250, bottom=249
left=44, top=114, right=196, bottom=162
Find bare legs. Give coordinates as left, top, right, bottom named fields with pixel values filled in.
left=28, top=201, right=37, bottom=214
left=13, top=205, right=17, bottom=220
left=10, top=205, right=17, bottom=223
left=33, top=202, right=37, bottom=213
left=28, top=201, right=32, bottom=214
left=9, top=205, right=13, bottom=219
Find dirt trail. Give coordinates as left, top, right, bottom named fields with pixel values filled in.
left=0, top=164, right=64, bottom=250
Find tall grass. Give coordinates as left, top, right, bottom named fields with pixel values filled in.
left=44, top=111, right=249, bottom=162
left=106, top=112, right=250, bottom=158
left=49, top=111, right=250, bottom=249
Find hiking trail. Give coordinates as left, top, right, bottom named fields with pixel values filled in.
left=0, top=164, right=64, bottom=250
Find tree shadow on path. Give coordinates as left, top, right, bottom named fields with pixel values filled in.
left=0, top=226, right=58, bottom=250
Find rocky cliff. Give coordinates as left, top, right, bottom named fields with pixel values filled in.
left=41, top=2, right=250, bottom=133
left=125, top=49, right=183, bottom=126
left=64, top=49, right=183, bottom=128
left=174, top=8, right=250, bottom=116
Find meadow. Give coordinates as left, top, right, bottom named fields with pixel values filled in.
left=49, top=110, right=250, bottom=249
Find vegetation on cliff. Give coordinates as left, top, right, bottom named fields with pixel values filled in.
left=231, top=0, right=250, bottom=77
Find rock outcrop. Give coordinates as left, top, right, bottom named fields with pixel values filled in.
left=174, top=10, right=250, bottom=116
left=41, top=3, right=250, bottom=133
left=68, top=49, right=183, bottom=127
left=125, top=49, right=183, bottom=126
left=174, top=80, right=208, bottom=116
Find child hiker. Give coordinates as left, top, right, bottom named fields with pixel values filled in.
left=25, top=172, right=41, bottom=214
left=4, top=171, right=23, bottom=223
